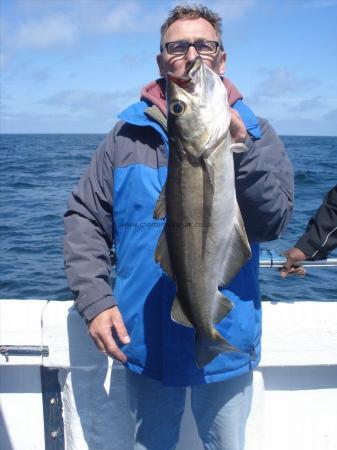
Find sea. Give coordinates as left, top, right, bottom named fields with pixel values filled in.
left=1, top=133, right=336, bottom=303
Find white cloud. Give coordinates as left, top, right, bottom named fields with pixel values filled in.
left=0, top=93, right=12, bottom=113
left=118, top=51, right=154, bottom=67
left=0, top=110, right=113, bottom=133
left=2, top=62, right=51, bottom=84
left=252, top=68, right=319, bottom=99
left=5, top=1, right=164, bottom=54
left=245, top=69, right=322, bottom=118
left=287, top=96, right=325, bottom=113
left=0, top=17, right=9, bottom=47
left=321, top=106, right=337, bottom=124
left=0, top=52, right=8, bottom=69
left=169, top=0, right=256, bottom=22
left=250, top=91, right=337, bottom=136
left=86, top=1, right=166, bottom=34
left=4, top=0, right=255, bottom=55
left=98, top=2, right=144, bottom=33
left=211, top=0, right=257, bottom=22
left=14, top=15, right=79, bottom=49
left=304, top=0, right=337, bottom=9
left=30, top=68, right=51, bottom=83
left=271, top=106, right=337, bottom=136
left=40, top=88, right=140, bottom=115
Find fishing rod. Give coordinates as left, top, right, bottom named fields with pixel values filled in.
left=259, top=250, right=337, bottom=268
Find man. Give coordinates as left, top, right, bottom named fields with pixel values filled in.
left=281, top=184, right=337, bottom=277
left=64, top=5, right=294, bottom=449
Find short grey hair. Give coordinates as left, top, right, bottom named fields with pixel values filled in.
left=160, top=4, right=224, bottom=52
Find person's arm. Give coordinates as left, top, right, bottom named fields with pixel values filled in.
left=280, top=185, right=337, bottom=277
left=295, top=185, right=337, bottom=259
left=234, top=118, right=294, bottom=242
left=64, top=129, right=129, bottom=360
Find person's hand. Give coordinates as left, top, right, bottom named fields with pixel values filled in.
left=230, top=108, right=247, bottom=143
left=88, top=307, right=130, bottom=362
left=280, top=247, right=307, bottom=278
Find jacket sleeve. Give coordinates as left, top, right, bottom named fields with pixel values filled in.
left=234, top=118, right=294, bottom=242
left=295, top=184, right=337, bottom=259
left=64, top=131, right=116, bottom=322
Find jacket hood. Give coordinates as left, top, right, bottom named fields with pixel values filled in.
left=141, top=77, right=243, bottom=116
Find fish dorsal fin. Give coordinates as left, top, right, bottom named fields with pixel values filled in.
left=212, top=291, right=234, bottom=324
left=154, top=228, right=174, bottom=279
left=153, top=186, right=166, bottom=219
left=218, top=203, right=251, bottom=287
left=171, top=295, right=193, bottom=328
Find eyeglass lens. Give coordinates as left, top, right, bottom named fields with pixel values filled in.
left=166, top=41, right=218, bottom=55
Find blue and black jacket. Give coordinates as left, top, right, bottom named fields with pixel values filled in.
left=64, top=99, right=294, bottom=386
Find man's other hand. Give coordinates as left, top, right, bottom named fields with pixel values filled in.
left=88, top=307, right=130, bottom=362
left=280, top=247, right=307, bottom=278
left=230, top=108, right=247, bottom=143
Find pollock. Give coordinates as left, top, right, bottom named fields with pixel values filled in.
left=154, top=57, right=251, bottom=368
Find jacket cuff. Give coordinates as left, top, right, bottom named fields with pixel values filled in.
left=295, top=236, right=323, bottom=260
left=80, top=295, right=118, bottom=322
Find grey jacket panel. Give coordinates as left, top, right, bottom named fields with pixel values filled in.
left=64, top=131, right=116, bottom=321
left=234, top=118, right=294, bottom=242
left=64, top=122, right=168, bottom=321
left=113, top=121, right=167, bottom=168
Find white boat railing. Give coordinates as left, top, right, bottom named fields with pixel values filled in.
left=259, top=249, right=337, bottom=268
left=1, top=296, right=337, bottom=450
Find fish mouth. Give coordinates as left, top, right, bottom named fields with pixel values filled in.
left=167, top=57, right=203, bottom=90
left=167, top=72, right=191, bottom=88
left=186, top=56, right=203, bottom=80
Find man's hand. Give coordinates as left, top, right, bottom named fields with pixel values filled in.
left=230, top=108, right=247, bottom=143
left=280, top=247, right=307, bottom=278
left=88, top=307, right=130, bottom=363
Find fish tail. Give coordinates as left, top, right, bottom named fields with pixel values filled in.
left=195, top=330, right=240, bottom=368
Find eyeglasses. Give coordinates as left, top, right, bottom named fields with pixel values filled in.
left=164, top=40, right=220, bottom=56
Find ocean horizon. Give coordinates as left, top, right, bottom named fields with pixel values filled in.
left=1, top=133, right=336, bottom=302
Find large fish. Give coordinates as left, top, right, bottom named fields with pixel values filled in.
left=154, top=57, right=251, bottom=368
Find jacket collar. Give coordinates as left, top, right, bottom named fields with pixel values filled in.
left=118, top=69, right=262, bottom=140
left=140, top=77, right=243, bottom=117
left=118, top=98, right=261, bottom=142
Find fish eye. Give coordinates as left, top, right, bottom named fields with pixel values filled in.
left=170, top=101, right=185, bottom=116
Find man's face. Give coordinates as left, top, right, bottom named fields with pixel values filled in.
left=157, top=18, right=226, bottom=78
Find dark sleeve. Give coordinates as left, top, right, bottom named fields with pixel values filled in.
left=234, top=117, right=294, bottom=242
left=295, top=184, right=337, bottom=259
left=64, top=130, right=116, bottom=322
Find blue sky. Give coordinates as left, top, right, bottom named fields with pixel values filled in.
left=1, top=0, right=337, bottom=135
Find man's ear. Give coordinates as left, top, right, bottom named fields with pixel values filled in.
left=219, top=52, right=227, bottom=75
left=157, top=53, right=165, bottom=77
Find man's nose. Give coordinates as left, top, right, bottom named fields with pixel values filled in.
left=185, top=45, right=199, bottom=62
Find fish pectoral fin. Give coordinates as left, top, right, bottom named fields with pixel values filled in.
left=154, top=228, right=174, bottom=279
left=195, top=331, right=241, bottom=368
left=218, top=205, right=252, bottom=287
left=212, top=291, right=234, bottom=324
left=202, top=157, right=215, bottom=192
left=153, top=186, right=166, bottom=219
left=171, top=295, right=193, bottom=328
left=230, top=143, right=248, bottom=153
